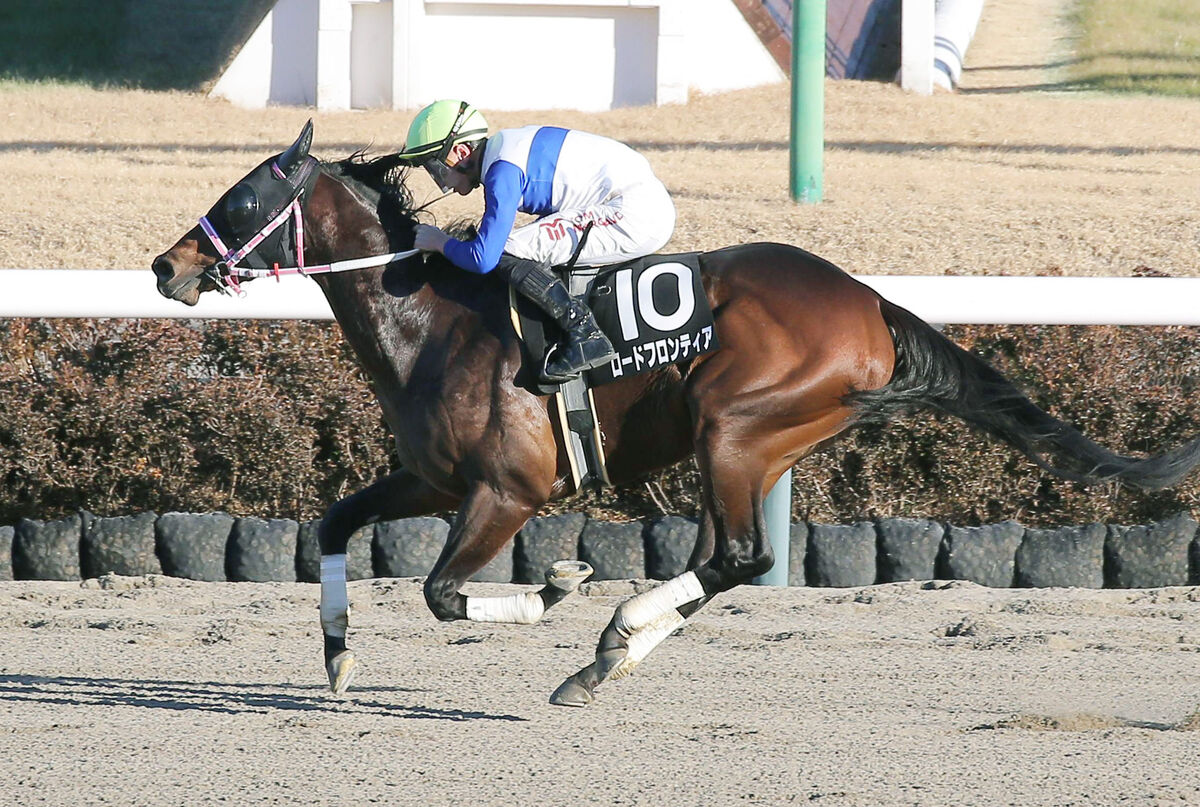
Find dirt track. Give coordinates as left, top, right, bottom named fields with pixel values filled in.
left=2, top=575, right=1198, bottom=807
left=4, top=1, right=1200, bottom=804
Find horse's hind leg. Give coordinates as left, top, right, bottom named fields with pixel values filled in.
left=552, top=422, right=758, bottom=706
left=551, top=410, right=851, bottom=707
left=422, top=481, right=592, bottom=624
left=319, top=468, right=459, bottom=694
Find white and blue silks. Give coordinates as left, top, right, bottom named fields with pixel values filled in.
left=443, top=126, right=676, bottom=272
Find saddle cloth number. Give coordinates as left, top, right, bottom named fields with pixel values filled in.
left=587, top=256, right=718, bottom=387
left=615, top=263, right=695, bottom=340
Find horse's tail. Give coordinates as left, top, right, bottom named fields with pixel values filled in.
left=846, top=298, right=1200, bottom=490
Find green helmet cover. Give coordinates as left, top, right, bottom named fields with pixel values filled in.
left=401, top=100, right=489, bottom=162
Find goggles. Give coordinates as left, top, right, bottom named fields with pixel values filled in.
left=424, top=155, right=477, bottom=193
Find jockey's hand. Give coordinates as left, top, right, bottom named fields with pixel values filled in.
left=414, top=224, right=451, bottom=254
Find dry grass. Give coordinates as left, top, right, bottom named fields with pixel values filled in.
left=1069, top=0, right=1200, bottom=96
left=3, top=80, right=1200, bottom=282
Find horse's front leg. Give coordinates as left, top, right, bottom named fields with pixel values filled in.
left=319, top=468, right=459, bottom=694
left=423, top=483, right=592, bottom=624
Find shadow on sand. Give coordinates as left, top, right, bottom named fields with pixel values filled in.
left=0, top=674, right=526, bottom=722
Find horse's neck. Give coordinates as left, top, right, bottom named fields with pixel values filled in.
left=308, top=170, right=494, bottom=395
left=305, top=172, right=422, bottom=386
left=315, top=270, right=431, bottom=387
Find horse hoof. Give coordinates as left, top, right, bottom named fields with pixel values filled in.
left=546, top=560, right=594, bottom=593
left=549, top=677, right=594, bottom=707
left=326, top=650, right=359, bottom=695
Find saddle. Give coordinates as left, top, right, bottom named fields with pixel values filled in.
left=508, top=250, right=719, bottom=492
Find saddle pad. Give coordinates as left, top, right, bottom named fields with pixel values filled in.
left=585, top=252, right=718, bottom=386
left=507, top=292, right=609, bottom=491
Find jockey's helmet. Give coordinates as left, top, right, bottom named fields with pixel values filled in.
left=400, top=100, right=489, bottom=164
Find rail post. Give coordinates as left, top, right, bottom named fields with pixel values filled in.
left=789, top=0, right=826, bottom=204
left=759, top=0, right=827, bottom=586
left=901, top=0, right=935, bottom=94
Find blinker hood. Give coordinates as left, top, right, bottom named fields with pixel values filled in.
left=204, top=120, right=320, bottom=272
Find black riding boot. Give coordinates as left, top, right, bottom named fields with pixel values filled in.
left=497, top=255, right=617, bottom=383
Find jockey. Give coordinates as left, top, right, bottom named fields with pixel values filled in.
left=400, top=99, right=676, bottom=383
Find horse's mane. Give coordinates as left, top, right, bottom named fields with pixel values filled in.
left=321, top=151, right=415, bottom=219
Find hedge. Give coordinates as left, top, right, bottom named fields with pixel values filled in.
left=2, top=319, right=1199, bottom=528
left=0, top=319, right=391, bottom=525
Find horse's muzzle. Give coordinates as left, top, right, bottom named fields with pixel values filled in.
left=152, top=254, right=202, bottom=305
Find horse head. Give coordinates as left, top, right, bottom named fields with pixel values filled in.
left=152, top=120, right=320, bottom=304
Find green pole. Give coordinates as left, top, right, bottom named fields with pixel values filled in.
left=790, top=0, right=825, bottom=203
left=758, top=0, right=825, bottom=586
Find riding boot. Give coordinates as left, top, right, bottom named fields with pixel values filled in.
left=496, top=254, right=618, bottom=383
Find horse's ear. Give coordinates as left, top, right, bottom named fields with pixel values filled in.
left=277, top=119, right=314, bottom=175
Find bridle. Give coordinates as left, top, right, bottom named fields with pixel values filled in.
left=197, top=159, right=420, bottom=296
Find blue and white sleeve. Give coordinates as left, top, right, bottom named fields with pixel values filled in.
left=442, top=160, right=524, bottom=274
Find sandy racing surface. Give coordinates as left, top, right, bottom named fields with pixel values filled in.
left=4, top=0, right=1200, bottom=804
left=1, top=575, right=1197, bottom=806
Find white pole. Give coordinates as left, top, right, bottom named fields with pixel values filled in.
left=859, top=276, right=1200, bottom=326
left=900, top=0, right=934, bottom=95
left=757, top=467, right=792, bottom=585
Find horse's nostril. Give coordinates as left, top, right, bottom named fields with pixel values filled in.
left=152, top=255, right=176, bottom=283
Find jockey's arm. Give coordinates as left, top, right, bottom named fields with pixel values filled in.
left=438, top=160, right=524, bottom=274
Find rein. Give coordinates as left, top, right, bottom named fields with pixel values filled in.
left=198, top=161, right=423, bottom=296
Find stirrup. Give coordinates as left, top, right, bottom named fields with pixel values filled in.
left=541, top=336, right=618, bottom=383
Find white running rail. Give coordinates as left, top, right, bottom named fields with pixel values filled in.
left=3, top=270, right=1200, bottom=326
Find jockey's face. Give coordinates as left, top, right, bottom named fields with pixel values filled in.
left=434, top=142, right=482, bottom=196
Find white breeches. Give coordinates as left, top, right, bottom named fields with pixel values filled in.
left=504, top=181, right=676, bottom=268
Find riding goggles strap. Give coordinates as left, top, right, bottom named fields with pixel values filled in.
left=434, top=101, right=472, bottom=165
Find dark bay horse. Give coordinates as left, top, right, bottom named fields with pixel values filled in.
left=152, top=123, right=1200, bottom=706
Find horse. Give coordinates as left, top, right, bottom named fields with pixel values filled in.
left=152, top=122, right=1200, bottom=707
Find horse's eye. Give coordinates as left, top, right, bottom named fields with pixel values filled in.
left=223, top=184, right=260, bottom=236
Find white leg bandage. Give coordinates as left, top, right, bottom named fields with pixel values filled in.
left=606, top=611, right=687, bottom=682
left=465, top=591, right=546, bottom=624
left=613, top=571, right=705, bottom=636
left=319, top=554, right=349, bottom=639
